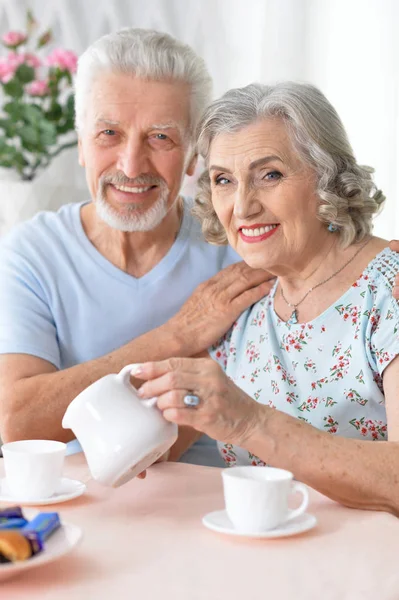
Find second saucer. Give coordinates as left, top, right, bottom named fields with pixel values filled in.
left=202, top=509, right=317, bottom=539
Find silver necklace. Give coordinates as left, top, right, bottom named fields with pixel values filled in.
left=279, top=237, right=371, bottom=326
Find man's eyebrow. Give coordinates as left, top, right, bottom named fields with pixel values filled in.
left=150, top=122, right=180, bottom=130
left=94, top=118, right=120, bottom=127
left=209, top=155, right=283, bottom=173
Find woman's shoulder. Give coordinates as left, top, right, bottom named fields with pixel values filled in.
left=362, top=246, right=399, bottom=291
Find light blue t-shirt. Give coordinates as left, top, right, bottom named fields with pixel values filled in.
left=0, top=199, right=239, bottom=461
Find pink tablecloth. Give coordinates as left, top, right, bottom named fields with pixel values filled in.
left=1, top=454, right=398, bottom=599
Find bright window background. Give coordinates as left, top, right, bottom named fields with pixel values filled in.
left=1, top=0, right=398, bottom=238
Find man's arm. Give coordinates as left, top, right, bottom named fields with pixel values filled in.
left=0, top=262, right=274, bottom=443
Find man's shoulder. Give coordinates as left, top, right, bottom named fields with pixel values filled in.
left=1, top=201, right=86, bottom=255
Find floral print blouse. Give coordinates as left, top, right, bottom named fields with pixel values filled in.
left=210, top=247, right=399, bottom=467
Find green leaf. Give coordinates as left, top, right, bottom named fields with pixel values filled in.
left=66, top=93, right=75, bottom=116
left=0, top=118, right=16, bottom=137
left=0, top=136, right=8, bottom=151
left=13, top=150, right=29, bottom=169
left=26, top=9, right=37, bottom=32
left=37, top=29, right=52, bottom=49
left=56, top=118, right=75, bottom=135
left=38, top=120, right=57, bottom=146
left=2, top=78, right=24, bottom=99
left=0, top=144, right=29, bottom=169
left=19, top=125, right=40, bottom=148
left=21, top=103, right=44, bottom=124
left=3, top=101, right=24, bottom=120
left=15, top=64, right=35, bottom=84
left=46, top=102, right=62, bottom=121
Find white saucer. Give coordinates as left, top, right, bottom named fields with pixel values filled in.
left=0, top=477, right=86, bottom=505
left=0, top=508, right=83, bottom=582
left=202, top=510, right=317, bottom=539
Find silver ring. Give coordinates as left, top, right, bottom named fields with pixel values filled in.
left=183, top=393, right=201, bottom=408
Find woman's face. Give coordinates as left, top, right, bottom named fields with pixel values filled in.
left=209, top=118, right=325, bottom=275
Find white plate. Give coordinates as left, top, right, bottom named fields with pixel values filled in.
left=202, top=510, right=317, bottom=539
left=0, top=510, right=83, bottom=582
left=0, top=478, right=86, bottom=506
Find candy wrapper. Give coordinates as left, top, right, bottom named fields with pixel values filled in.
left=22, top=512, right=60, bottom=553
left=0, top=510, right=61, bottom=562
left=0, top=518, right=28, bottom=530
left=0, top=506, right=24, bottom=520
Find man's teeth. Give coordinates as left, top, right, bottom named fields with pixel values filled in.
left=114, top=185, right=152, bottom=193
left=241, top=224, right=278, bottom=237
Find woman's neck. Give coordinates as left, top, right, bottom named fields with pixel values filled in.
left=274, top=236, right=386, bottom=325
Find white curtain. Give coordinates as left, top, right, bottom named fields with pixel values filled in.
left=1, top=0, right=397, bottom=237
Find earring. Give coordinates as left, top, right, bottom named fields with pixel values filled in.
left=328, top=223, right=338, bottom=232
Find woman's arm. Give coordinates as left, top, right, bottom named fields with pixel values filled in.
left=136, top=356, right=399, bottom=515
left=246, top=367, right=399, bottom=515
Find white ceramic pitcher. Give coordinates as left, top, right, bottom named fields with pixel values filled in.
left=62, top=364, right=178, bottom=487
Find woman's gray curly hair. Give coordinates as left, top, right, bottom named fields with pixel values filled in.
left=193, top=82, right=385, bottom=247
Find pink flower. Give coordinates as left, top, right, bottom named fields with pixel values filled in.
left=23, top=53, right=41, bottom=68
left=45, top=48, right=77, bottom=73
left=0, top=52, right=41, bottom=84
left=2, top=31, right=27, bottom=48
left=26, top=79, right=49, bottom=96
left=0, top=58, right=16, bottom=83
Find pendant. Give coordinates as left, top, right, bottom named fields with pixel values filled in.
left=287, top=308, right=298, bottom=325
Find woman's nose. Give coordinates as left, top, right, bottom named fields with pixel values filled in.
left=233, top=187, right=260, bottom=219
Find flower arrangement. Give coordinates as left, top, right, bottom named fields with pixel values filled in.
left=0, top=12, right=78, bottom=181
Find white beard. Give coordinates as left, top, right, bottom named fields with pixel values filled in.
left=95, top=176, right=170, bottom=232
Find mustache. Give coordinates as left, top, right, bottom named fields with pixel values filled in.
left=100, top=172, right=167, bottom=187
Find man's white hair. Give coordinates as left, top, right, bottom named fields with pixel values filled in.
left=74, top=28, right=213, bottom=143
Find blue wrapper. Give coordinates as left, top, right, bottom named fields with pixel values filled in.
left=0, top=517, right=28, bottom=530
left=22, top=530, right=44, bottom=555
left=0, top=506, right=24, bottom=519
left=22, top=513, right=61, bottom=545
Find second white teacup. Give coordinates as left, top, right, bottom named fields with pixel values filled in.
left=2, top=439, right=66, bottom=500
left=222, top=466, right=309, bottom=533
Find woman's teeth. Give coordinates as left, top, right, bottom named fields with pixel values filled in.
left=241, top=224, right=278, bottom=237
left=114, top=185, right=152, bottom=193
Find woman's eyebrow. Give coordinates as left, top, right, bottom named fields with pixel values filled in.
left=248, top=155, right=283, bottom=170
left=209, top=155, right=283, bottom=173
left=209, top=164, right=231, bottom=173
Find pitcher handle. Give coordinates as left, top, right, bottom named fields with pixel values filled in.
left=117, top=364, right=158, bottom=408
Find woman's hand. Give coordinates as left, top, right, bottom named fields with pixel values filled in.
left=134, top=357, right=262, bottom=446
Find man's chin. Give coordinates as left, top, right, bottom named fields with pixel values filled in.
left=95, top=195, right=169, bottom=233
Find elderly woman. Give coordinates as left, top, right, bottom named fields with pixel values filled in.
left=135, top=82, right=399, bottom=514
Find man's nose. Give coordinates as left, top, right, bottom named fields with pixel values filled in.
left=116, top=139, right=150, bottom=179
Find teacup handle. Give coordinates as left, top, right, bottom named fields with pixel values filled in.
left=117, top=364, right=158, bottom=408
left=286, top=482, right=309, bottom=522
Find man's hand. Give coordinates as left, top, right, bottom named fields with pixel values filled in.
left=165, top=262, right=275, bottom=355
left=389, top=240, right=399, bottom=299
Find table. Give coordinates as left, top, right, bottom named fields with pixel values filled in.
left=1, top=454, right=399, bottom=600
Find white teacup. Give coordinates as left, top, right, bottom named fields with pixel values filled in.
left=2, top=439, right=66, bottom=500
left=62, top=364, right=178, bottom=487
left=222, top=466, right=309, bottom=533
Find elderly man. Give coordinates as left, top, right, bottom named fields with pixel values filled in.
left=0, top=29, right=271, bottom=464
